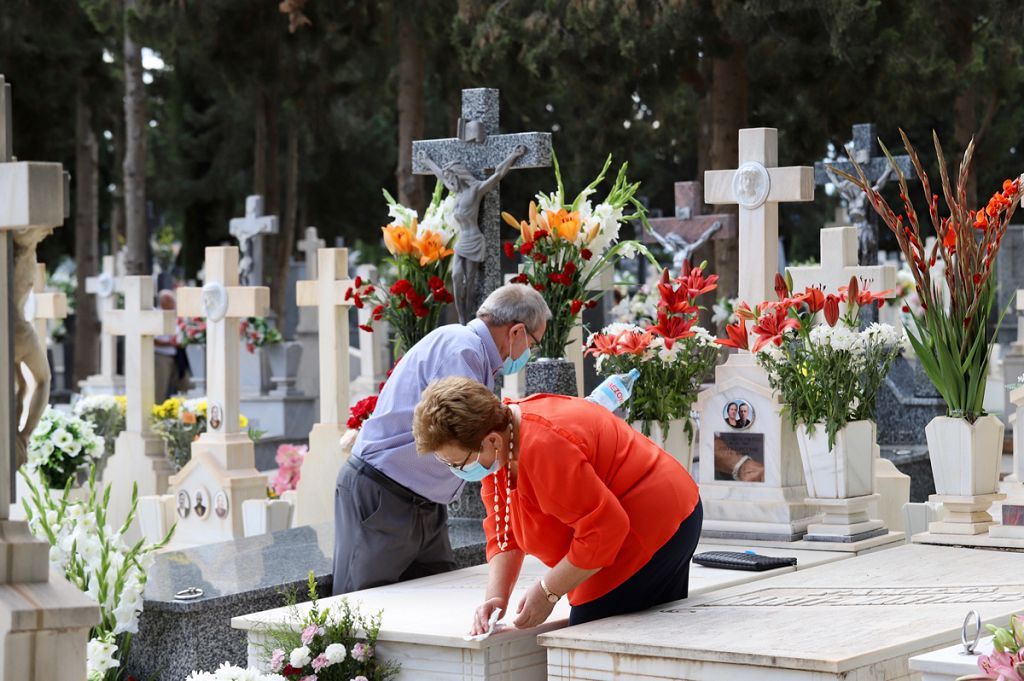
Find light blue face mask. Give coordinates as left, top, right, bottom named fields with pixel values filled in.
left=502, top=326, right=531, bottom=375
left=450, top=452, right=501, bottom=483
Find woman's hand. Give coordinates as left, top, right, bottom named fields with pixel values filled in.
left=512, top=582, right=556, bottom=630
left=470, top=596, right=508, bottom=636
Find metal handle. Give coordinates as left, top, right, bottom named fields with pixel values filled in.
left=961, top=610, right=981, bottom=655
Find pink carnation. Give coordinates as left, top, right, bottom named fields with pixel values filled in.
left=300, top=623, right=322, bottom=646
left=269, top=648, right=285, bottom=672
left=311, top=654, right=329, bottom=672
left=351, top=642, right=372, bottom=662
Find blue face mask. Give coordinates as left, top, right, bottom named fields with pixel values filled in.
left=502, top=327, right=531, bottom=375
left=450, top=453, right=501, bottom=483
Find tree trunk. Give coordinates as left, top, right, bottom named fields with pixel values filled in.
left=270, top=115, right=300, bottom=322
left=109, top=114, right=125, bottom=258
left=950, top=12, right=977, bottom=208
left=73, top=79, right=100, bottom=384
left=706, top=37, right=748, bottom=309
left=396, top=10, right=425, bottom=212
left=253, top=91, right=268, bottom=200
left=122, top=0, right=148, bottom=275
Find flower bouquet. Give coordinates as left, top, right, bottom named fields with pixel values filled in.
left=241, top=316, right=284, bottom=354
left=72, top=394, right=126, bottom=459
left=958, top=614, right=1024, bottom=681
left=151, top=224, right=182, bottom=275
left=176, top=316, right=207, bottom=347
left=585, top=263, right=720, bottom=468
left=269, top=444, right=307, bottom=498
left=21, top=466, right=173, bottom=681
left=502, top=154, right=656, bottom=360
left=608, top=283, right=659, bottom=327
left=722, top=275, right=903, bottom=498
left=836, top=131, right=1024, bottom=500
left=346, top=183, right=456, bottom=356
left=26, top=406, right=104, bottom=489
left=151, top=397, right=261, bottom=471
left=257, top=572, right=399, bottom=681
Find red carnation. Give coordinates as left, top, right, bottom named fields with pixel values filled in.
left=519, top=241, right=535, bottom=256
left=503, top=242, right=515, bottom=258
left=428, top=276, right=444, bottom=291
left=359, top=324, right=374, bottom=333
left=581, top=248, right=593, bottom=261
left=570, top=299, right=583, bottom=315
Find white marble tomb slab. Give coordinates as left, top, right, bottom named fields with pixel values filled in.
left=540, top=543, right=1024, bottom=681
left=232, top=544, right=848, bottom=681
left=908, top=636, right=994, bottom=681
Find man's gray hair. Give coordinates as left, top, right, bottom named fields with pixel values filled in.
left=477, top=283, right=552, bottom=333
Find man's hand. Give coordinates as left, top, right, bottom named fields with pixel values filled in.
left=512, top=581, right=556, bottom=630
left=470, top=597, right=507, bottom=636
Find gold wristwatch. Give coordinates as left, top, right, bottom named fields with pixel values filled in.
left=540, top=578, right=560, bottom=604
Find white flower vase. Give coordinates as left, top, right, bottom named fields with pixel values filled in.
left=632, top=419, right=693, bottom=472
left=925, top=415, right=1003, bottom=496
left=796, top=420, right=876, bottom=499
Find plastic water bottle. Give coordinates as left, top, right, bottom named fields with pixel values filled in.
left=586, top=368, right=641, bottom=413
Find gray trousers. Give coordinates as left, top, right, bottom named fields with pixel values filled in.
left=332, top=460, right=457, bottom=595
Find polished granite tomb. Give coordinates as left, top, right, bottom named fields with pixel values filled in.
left=126, top=519, right=486, bottom=680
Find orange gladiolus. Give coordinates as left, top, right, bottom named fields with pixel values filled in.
left=382, top=223, right=416, bottom=256
left=547, top=208, right=582, bottom=242
left=414, top=230, right=454, bottom=266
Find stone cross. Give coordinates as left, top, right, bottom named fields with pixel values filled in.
left=412, top=88, right=552, bottom=319
left=788, top=226, right=897, bottom=314
left=105, top=276, right=175, bottom=434
left=647, top=182, right=738, bottom=272
left=294, top=248, right=354, bottom=527
left=354, top=263, right=389, bottom=394
left=84, top=255, right=123, bottom=385
left=295, top=226, right=324, bottom=334
left=229, top=195, right=278, bottom=287
left=177, top=247, right=270, bottom=445
left=705, top=128, right=815, bottom=305
left=814, top=123, right=914, bottom=266
left=25, top=263, right=67, bottom=343
left=296, top=248, right=353, bottom=425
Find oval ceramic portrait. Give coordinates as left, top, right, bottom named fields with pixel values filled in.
left=723, top=399, right=755, bottom=431
left=193, top=487, right=211, bottom=520
left=176, top=490, right=192, bottom=519
left=214, top=490, right=229, bottom=519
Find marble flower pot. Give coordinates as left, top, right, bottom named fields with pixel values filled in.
left=632, top=419, right=693, bottom=472
left=524, top=358, right=578, bottom=397
left=796, top=419, right=875, bottom=499
left=925, top=415, right=1003, bottom=497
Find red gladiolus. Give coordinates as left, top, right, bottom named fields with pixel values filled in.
left=717, top=319, right=750, bottom=351
left=823, top=295, right=840, bottom=327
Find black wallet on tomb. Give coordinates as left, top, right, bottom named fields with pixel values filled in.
left=692, top=551, right=798, bottom=571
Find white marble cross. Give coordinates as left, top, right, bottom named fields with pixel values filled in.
left=296, top=248, right=353, bottom=424
left=228, top=195, right=278, bottom=286
left=296, top=226, right=325, bottom=334
left=705, top=128, right=815, bottom=304
left=354, top=263, right=389, bottom=393
left=177, top=247, right=270, bottom=442
left=788, top=226, right=897, bottom=311
left=25, top=263, right=67, bottom=342
left=84, top=255, right=122, bottom=381
left=105, top=276, right=174, bottom=434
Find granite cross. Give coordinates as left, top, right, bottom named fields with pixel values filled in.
left=84, top=254, right=123, bottom=383
left=788, top=226, right=897, bottom=315
left=296, top=226, right=325, bottom=334
left=25, top=262, right=67, bottom=342
left=814, top=123, right=914, bottom=266
left=177, top=247, right=270, bottom=445
left=647, top=181, right=738, bottom=272
left=229, top=195, right=278, bottom=286
left=105, top=276, right=175, bottom=434
left=296, top=248, right=353, bottom=425
left=412, top=88, right=552, bottom=320
left=705, top=128, right=815, bottom=305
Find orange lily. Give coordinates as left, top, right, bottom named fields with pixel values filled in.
left=585, top=332, right=623, bottom=357
left=414, top=229, right=454, bottom=266
left=547, top=207, right=582, bottom=242
left=615, top=329, right=654, bottom=355
left=382, top=223, right=416, bottom=256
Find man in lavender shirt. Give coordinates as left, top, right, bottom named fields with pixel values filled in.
left=333, top=284, right=551, bottom=594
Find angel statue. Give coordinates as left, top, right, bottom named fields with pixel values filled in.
left=417, top=144, right=527, bottom=324
left=12, top=225, right=55, bottom=466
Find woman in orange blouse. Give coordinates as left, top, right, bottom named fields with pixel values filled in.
left=413, top=376, right=702, bottom=633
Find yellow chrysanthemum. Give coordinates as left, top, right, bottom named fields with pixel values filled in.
left=239, top=414, right=249, bottom=429
left=114, top=395, right=127, bottom=415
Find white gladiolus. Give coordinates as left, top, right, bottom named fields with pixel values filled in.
left=86, top=636, right=120, bottom=679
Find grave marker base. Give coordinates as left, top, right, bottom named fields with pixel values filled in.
left=926, top=493, right=1004, bottom=535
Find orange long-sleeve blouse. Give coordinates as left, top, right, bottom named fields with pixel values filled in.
left=480, top=394, right=700, bottom=606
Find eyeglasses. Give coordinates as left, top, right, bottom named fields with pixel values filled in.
left=515, top=321, right=542, bottom=348
left=436, top=449, right=478, bottom=471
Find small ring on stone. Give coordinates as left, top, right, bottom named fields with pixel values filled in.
left=174, top=587, right=204, bottom=601
left=961, top=609, right=981, bottom=655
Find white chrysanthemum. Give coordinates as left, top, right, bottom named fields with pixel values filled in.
left=862, top=322, right=902, bottom=348
left=692, top=326, right=717, bottom=348
left=757, top=343, right=785, bottom=364
left=289, top=645, right=312, bottom=668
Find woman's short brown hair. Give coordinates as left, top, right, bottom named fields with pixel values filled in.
left=413, top=376, right=510, bottom=454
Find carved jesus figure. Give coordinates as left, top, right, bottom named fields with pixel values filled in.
left=417, top=144, right=527, bottom=324
left=12, top=226, right=54, bottom=466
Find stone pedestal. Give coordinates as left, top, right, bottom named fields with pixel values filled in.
left=926, top=493, right=1005, bottom=535
left=803, top=494, right=886, bottom=543
left=292, top=423, right=349, bottom=527
left=524, top=358, right=578, bottom=397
